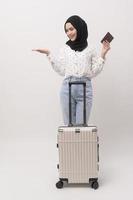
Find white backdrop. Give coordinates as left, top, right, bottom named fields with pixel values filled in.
left=0, top=0, right=133, bottom=199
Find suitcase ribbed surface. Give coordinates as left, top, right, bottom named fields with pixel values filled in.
left=57, top=126, right=99, bottom=183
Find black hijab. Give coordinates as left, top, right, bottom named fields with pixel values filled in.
left=64, top=15, right=88, bottom=52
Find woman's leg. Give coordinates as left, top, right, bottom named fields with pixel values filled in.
left=60, top=80, right=76, bottom=125
left=75, top=81, right=93, bottom=124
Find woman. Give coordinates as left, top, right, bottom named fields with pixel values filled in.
left=32, top=15, right=110, bottom=125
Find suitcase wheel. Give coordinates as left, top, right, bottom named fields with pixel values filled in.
left=91, top=181, right=99, bottom=189
left=56, top=180, right=64, bottom=189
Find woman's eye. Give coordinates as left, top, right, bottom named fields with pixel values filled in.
left=65, top=28, right=74, bottom=33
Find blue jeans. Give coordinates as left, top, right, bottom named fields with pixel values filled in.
left=60, top=76, right=93, bottom=125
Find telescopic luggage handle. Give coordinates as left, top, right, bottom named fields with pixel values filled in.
left=68, top=81, right=87, bottom=127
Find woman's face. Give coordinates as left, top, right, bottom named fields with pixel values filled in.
left=65, top=22, right=77, bottom=41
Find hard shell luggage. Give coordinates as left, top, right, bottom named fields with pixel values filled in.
left=56, top=81, right=99, bottom=189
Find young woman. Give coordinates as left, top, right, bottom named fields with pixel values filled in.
left=32, top=15, right=110, bottom=125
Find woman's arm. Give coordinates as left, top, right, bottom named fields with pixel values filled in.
left=32, top=48, right=66, bottom=76
left=90, top=41, right=111, bottom=77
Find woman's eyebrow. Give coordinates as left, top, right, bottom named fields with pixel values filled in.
left=66, top=27, right=73, bottom=31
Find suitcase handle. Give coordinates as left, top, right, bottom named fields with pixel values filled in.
left=68, top=81, right=87, bottom=127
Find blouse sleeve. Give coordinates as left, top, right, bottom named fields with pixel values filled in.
left=90, top=48, right=105, bottom=78
left=46, top=48, right=66, bottom=76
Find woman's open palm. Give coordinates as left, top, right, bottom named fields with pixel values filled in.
left=32, top=48, right=50, bottom=55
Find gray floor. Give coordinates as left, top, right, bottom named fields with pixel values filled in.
left=0, top=133, right=132, bottom=200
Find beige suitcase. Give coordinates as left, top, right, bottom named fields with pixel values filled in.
left=56, top=82, right=99, bottom=189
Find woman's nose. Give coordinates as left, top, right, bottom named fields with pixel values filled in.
left=67, top=30, right=71, bottom=35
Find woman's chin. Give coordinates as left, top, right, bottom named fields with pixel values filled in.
left=70, top=38, right=76, bottom=41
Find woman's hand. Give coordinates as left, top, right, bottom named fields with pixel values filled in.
left=101, top=40, right=111, bottom=59
left=32, top=48, right=50, bottom=55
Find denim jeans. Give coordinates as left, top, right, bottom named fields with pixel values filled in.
left=60, top=76, right=93, bottom=125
